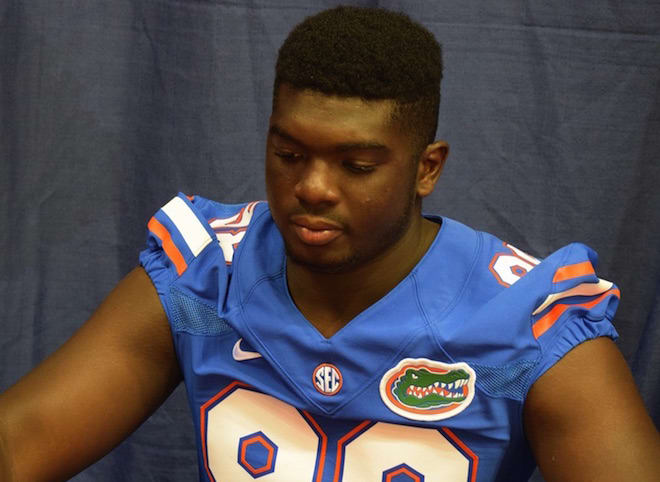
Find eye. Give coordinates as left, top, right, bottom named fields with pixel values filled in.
left=411, top=373, right=418, bottom=380
left=343, top=161, right=375, bottom=174
left=274, top=151, right=304, bottom=162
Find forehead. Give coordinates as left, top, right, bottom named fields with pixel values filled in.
left=270, top=85, right=402, bottom=149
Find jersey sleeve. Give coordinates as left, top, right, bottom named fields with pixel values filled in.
left=525, top=242, right=620, bottom=387
left=140, top=194, right=215, bottom=283
left=139, top=194, right=265, bottom=334
left=138, top=193, right=224, bottom=319
left=459, top=236, right=620, bottom=403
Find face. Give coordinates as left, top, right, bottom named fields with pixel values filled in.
left=266, top=85, right=425, bottom=274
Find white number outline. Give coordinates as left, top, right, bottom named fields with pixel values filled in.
left=488, top=242, right=540, bottom=287
left=199, top=382, right=478, bottom=481
left=209, top=201, right=260, bottom=265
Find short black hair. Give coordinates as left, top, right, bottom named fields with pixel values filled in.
left=274, top=6, right=443, bottom=155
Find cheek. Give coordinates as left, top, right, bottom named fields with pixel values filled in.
left=362, top=182, right=404, bottom=209
left=364, top=182, right=414, bottom=228
left=352, top=187, right=403, bottom=224
left=265, top=160, right=291, bottom=199
left=265, top=157, right=281, bottom=183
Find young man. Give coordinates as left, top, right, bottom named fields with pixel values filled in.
left=1, top=6, right=658, bottom=481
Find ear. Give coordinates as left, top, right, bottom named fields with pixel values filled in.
left=416, top=140, right=449, bottom=198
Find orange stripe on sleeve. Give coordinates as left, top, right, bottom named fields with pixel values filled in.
left=532, top=288, right=620, bottom=339
left=553, top=261, right=595, bottom=283
left=148, top=216, right=188, bottom=276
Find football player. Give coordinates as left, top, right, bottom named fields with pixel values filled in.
left=1, top=6, right=659, bottom=481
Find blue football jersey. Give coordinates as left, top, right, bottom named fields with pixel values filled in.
left=140, top=193, right=619, bottom=482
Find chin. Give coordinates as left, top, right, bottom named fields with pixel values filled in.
left=285, top=245, right=364, bottom=274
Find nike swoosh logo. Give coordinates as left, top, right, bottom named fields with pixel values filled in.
left=232, top=338, right=262, bottom=361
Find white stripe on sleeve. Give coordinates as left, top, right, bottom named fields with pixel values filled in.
left=161, top=196, right=213, bottom=257
left=532, top=278, right=613, bottom=316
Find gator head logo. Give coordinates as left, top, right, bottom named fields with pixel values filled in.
left=380, top=358, right=476, bottom=421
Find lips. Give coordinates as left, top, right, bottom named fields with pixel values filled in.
left=290, top=215, right=343, bottom=246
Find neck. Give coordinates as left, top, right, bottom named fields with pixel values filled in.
left=286, top=216, right=440, bottom=338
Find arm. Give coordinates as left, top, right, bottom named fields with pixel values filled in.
left=0, top=267, right=181, bottom=482
left=524, top=337, right=660, bottom=481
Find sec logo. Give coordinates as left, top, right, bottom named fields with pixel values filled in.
left=313, top=363, right=343, bottom=396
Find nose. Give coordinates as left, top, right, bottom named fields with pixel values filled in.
left=294, top=158, right=339, bottom=207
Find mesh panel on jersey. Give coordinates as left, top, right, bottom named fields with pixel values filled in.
left=470, top=359, right=537, bottom=400
left=169, top=286, right=233, bottom=336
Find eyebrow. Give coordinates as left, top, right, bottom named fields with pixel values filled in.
left=268, top=124, right=390, bottom=153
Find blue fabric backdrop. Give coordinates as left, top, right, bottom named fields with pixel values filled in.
left=1, top=1, right=658, bottom=480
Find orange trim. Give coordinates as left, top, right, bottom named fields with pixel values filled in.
left=199, top=381, right=249, bottom=482
left=240, top=435, right=275, bottom=474
left=488, top=242, right=534, bottom=288
left=386, top=467, right=421, bottom=481
left=333, top=420, right=371, bottom=482
left=148, top=217, right=187, bottom=276
left=211, top=227, right=248, bottom=236
left=532, top=288, right=620, bottom=339
left=553, top=261, right=595, bottom=283
left=301, top=411, right=327, bottom=482
left=441, top=427, right=479, bottom=482
left=232, top=204, right=247, bottom=225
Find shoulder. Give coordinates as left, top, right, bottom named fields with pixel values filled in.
left=422, top=219, right=620, bottom=398
left=425, top=216, right=618, bottom=317
left=140, top=193, right=270, bottom=279
left=463, top=224, right=620, bottom=344
left=138, top=194, right=274, bottom=328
